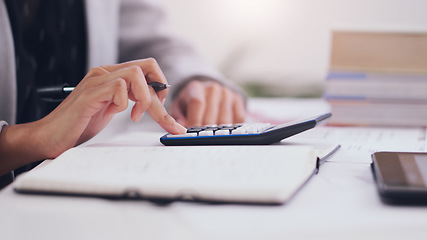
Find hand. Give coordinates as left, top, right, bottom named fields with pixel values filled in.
left=170, top=79, right=246, bottom=127
left=46, top=58, right=186, bottom=152
left=0, top=58, right=186, bottom=174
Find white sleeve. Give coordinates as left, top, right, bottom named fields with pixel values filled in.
left=0, top=121, right=14, bottom=188
left=0, top=121, right=7, bottom=133
left=0, top=121, right=8, bottom=143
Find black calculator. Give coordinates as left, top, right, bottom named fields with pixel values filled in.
left=160, top=113, right=331, bottom=146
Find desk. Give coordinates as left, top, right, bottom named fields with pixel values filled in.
left=1, top=98, right=427, bottom=240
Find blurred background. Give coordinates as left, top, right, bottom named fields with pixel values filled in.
left=156, top=0, right=427, bottom=97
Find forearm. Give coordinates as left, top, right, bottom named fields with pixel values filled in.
left=0, top=122, right=47, bottom=175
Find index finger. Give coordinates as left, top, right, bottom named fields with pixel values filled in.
left=146, top=87, right=187, bottom=135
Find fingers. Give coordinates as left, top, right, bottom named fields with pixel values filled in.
left=203, top=82, right=222, bottom=125
left=232, top=94, right=246, bottom=124
left=75, top=78, right=131, bottom=122
left=73, top=58, right=170, bottom=124
left=169, top=100, right=186, bottom=126
left=171, top=80, right=247, bottom=127
left=185, top=81, right=206, bottom=127
left=75, top=66, right=185, bottom=135
left=103, top=78, right=130, bottom=116
left=84, top=66, right=151, bottom=122
left=99, top=58, right=169, bottom=103
left=217, top=87, right=233, bottom=124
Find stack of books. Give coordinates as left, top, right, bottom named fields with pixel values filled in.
left=324, top=31, right=427, bottom=127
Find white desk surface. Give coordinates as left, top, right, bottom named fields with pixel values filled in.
left=1, top=98, right=427, bottom=240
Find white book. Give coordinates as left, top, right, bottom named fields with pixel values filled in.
left=13, top=145, right=339, bottom=204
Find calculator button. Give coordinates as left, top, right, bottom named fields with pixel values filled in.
left=230, top=126, right=245, bottom=134
left=198, top=130, right=214, bottom=136
left=231, top=127, right=255, bottom=134
left=215, top=129, right=231, bottom=135
left=165, top=133, right=198, bottom=138
left=230, top=123, right=272, bottom=135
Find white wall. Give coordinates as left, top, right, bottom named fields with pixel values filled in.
left=156, top=0, right=427, bottom=96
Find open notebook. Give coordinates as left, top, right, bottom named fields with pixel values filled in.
left=14, top=145, right=339, bottom=204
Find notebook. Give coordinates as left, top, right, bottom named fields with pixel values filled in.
left=14, top=144, right=339, bottom=204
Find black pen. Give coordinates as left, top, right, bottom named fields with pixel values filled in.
left=37, top=82, right=171, bottom=99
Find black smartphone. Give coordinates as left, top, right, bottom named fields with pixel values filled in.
left=160, top=113, right=331, bottom=146
left=371, top=151, right=427, bottom=204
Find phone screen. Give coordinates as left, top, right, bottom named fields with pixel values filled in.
left=375, top=152, right=427, bottom=188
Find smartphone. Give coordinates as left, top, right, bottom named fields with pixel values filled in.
left=371, top=151, right=427, bottom=204
left=160, top=113, right=331, bottom=146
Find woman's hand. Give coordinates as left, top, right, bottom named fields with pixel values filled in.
left=0, top=59, right=186, bottom=175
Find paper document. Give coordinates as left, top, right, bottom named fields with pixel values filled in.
left=287, top=126, right=426, bottom=163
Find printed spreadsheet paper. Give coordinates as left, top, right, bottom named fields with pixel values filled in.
left=13, top=145, right=331, bottom=204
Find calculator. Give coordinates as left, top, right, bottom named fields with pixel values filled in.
left=160, top=113, right=331, bottom=146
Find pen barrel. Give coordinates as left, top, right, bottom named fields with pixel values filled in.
left=36, top=84, right=70, bottom=99
left=147, top=82, right=170, bottom=92
left=35, top=82, right=168, bottom=101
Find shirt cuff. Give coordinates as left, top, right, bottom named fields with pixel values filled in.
left=0, top=121, right=13, bottom=189
left=0, top=121, right=8, bottom=133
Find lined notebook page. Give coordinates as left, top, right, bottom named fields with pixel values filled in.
left=15, top=145, right=318, bottom=204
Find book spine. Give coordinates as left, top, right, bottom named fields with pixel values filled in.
left=328, top=101, right=427, bottom=127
